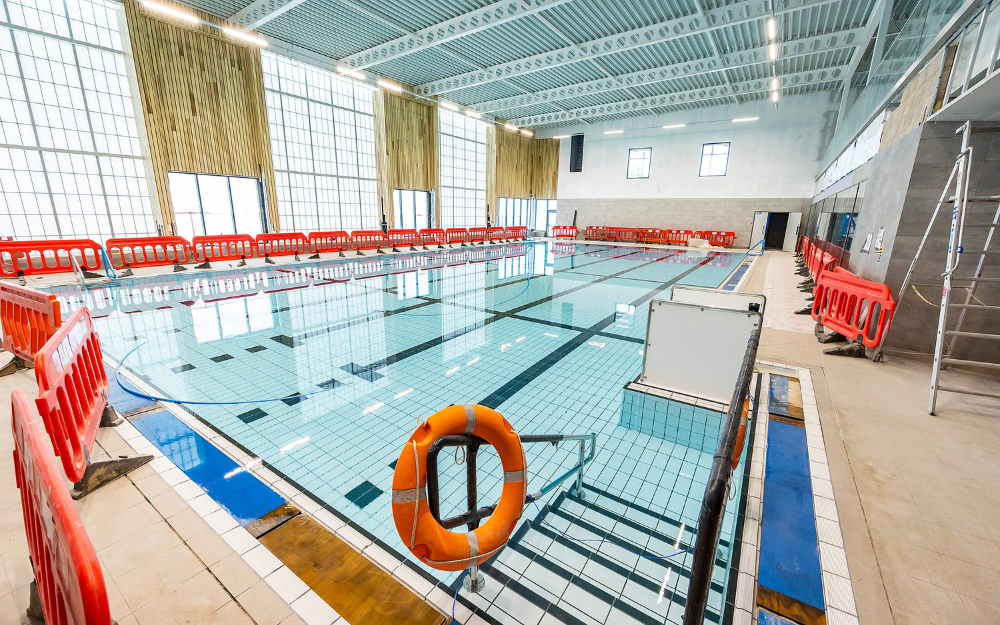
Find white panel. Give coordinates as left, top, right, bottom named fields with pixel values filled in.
left=669, top=285, right=765, bottom=314
left=783, top=213, right=802, bottom=252
left=640, top=299, right=761, bottom=405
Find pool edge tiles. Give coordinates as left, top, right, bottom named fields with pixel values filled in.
left=109, top=362, right=459, bottom=625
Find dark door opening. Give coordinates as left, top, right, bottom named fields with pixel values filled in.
left=764, top=213, right=789, bottom=250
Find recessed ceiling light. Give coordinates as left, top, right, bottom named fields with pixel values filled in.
left=662, top=124, right=686, bottom=129
left=439, top=101, right=459, bottom=111
left=142, top=1, right=199, bottom=23
left=336, top=66, right=366, bottom=80
left=465, top=110, right=482, bottom=119
left=732, top=117, right=759, bottom=123
left=552, top=135, right=570, bottom=139
left=505, top=122, right=518, bottom=131
left=377, top=80, right=403, bottom=92
left=604, top=130, right=623, bottom=134
left=520, top=128, right=533, bottom=137
left=222, top=28, right=267, bottom=46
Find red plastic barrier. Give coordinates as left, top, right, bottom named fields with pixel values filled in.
left=352, top=230, right=388, bottom=251
left=812, top=269, right=896, bottom=348
left=637, top=228, right=661, bottom=244
left=584, top=226, right=601, bottom=241
left=191, top=235, right=256, bottom=262
left=308, top=231, right=351, bottom=254
left=486, top=227, right=506, bottom=243
left=694, top=231, right=737, bottom=247
left=661, top=229, right=693, bottom=245
left=106, top=236, right=192, bottom=269
left=256, top=233, right=308, bottom=257
left=418, top=229, right=447, bottom=247
left=388, top=229, right=420, bottom=249
left=446, top=228, right=470, bottom=245
left=0, top=239, right=102, bottom=277
left=1, top=284, right=61, bottom=363
left=469, top=227, right=488, bottom=243
left=805, top=242, right=835, bottom=280
left=12, top=389, right=113, bottom=625
left=551, top=226, right=577, bottom=239
left=33, top=307, right=108, bottom=483
left=505, top=226, right=528, bottom=240
left=615, top=228, right=639, bottom=243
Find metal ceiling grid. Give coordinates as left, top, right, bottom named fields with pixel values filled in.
left=360, top=47, right=480, bottom=85
left=499, top=62, right=609, bottom=93
left=540, top=0, right=699, bottom=42
left=260, top=2, right=400, bottom=59
left=344, top=0, right=495, bottom=32
left=415, top=15, right=569, bottom=69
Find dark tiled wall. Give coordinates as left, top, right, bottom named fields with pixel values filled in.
left=860, top=121, right=1000, bottom=359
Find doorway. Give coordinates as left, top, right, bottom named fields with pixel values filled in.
left=764, top=213, right=789, bottom=250
left=168, top=173, right=265, bottom=239
left=393, top=189, right=431, bottom=230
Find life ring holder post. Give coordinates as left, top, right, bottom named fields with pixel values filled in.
left=423, top=431, right=596, bottom=593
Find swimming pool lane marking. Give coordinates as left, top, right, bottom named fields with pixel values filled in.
left=478, top=255, right=716, bottom=409
left=338, top=251, right=685, bottom=379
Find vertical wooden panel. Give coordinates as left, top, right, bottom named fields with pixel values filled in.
left=120, top=0, right=279, bottom=233
left=373, top=87, right=439, bottom=227
left=488, top=127, right=559, bottom=221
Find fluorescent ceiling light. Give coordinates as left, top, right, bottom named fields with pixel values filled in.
left=771, top=91, right=779, bottom=102
left=336, top=66, right=366, bottom=80
left=377, top=80, right=403, bottom=92
left=770, top=78, right=778, bottom=90
left=604, top=129, right=623, bottom=134
left=505, top=123, right=518, bottom=131
left=552, top=135, right=570, bottom=139
left=662, top=123, right=686, bottom=129
left=439, top=101, right=459, bottom=111
left=769, top=43, right=778, bottom=59
left=142, top=1, right=199, bottom=23
left=465, top=110, right=482, bottom=119
left=520, top=129, right=533, bottom=137
left=767, top=18, right=776, bottom=39
left=732, top=117, right=759, bottom=123
left=222, top=28, right=267, bottom=46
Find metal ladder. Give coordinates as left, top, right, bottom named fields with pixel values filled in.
left=874, top=122, right=1000, bottom=414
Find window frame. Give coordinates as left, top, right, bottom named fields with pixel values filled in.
left=699, top=142, right=730, bottom=177
left=626, top=147, right=652, bottom=179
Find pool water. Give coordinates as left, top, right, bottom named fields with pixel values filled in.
left=51, top=241, right=750, bottom=625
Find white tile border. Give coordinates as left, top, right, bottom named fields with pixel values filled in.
left=756, top=360, right=860, bottom=624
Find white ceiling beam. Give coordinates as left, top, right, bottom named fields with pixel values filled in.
left=336, top=0, right=577, bottom=70
left=510, top=65, right=849, bottom=126
left=229, top=0, right=311, bottom=30
left=472, top=29, right=863, bottom=113
left=415, top=0, right=848, bottom=96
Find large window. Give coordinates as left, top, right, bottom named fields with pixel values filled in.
left=392, top=189, right=430, bottom=230
left=498, top=197, right=530, bottom=227
left=169, top=173, right=264, bottom=239
left=439, top=108, right=486, bottom=228
left=0, top=0, right=154, bottom=243
left=627, top=148, right=651, bottom=179
left=700, top=143, right=730, bottom=177
left=262, top=51, right=378, bottom=233
left=534, top=199, right=557, bottom=234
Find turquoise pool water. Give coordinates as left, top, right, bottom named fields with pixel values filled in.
left=50, top=241, right=750, bottom=625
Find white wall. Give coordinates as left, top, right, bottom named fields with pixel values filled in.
left=551, top=93, right=837, bottom=200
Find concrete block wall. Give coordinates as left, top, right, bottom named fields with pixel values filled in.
left=557, top=197, right=809, bottom=247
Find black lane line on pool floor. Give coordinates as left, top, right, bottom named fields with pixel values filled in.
left=477, top=255, right=715, bottom=409
left=338, top=251, right=683, bottom=379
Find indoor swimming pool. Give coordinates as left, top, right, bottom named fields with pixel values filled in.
left=49, top=241, right=752, bottom=625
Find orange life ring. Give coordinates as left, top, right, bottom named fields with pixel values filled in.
left=391, top=404, right=526, bottom=572
left=731, top=396, right=750, bottom=470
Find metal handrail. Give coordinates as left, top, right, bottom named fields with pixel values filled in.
left=682, top=327, right=762, bottom=625
left=425, top=432, right=596, bottom=531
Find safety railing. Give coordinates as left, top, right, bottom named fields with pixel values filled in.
left=0, top=283, right=61, bottom=375
left=812, top=269, right=896, bottom=347
left=256, top=233, right=308, bottom=258
left=105, top=236, right=193, bottom=270
left=418, top=228, right=447, bottom=249
left=424, top=432, right=597, bottom=531
left=662, top=229, right=694, bottom=245
left=352, top=230, right=388, bottom=254
left=486, top=227, right=506, bottom=243
left=12, top=389, right=113, bottom=625
left=584, top=226, right=605, bottom=240
left=308, top=230, right=351, bottom=255
left=612, top=227, right=639, bottom=243
left=638, top=228, right=661, bottom=243
left=1, top=239, right=103, bottom=277
left=469, top=227, right=488, bottom=243
left=32, top=306, right=151, bottom=496
left=683, top=326, right=762, bottom=625
left=552, top=225, right=578, bottom=239
left=191, top=234, right=256, bottom=264
left=694, top=231, right=737, bottom=247
left=387, top=229, right=420, bottom=251
left=446, top=228, right=471, bottom=246
left=505, top=226, right=528, bottom=240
